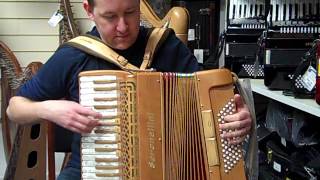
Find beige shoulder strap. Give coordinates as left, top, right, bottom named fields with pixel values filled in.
left=65, top=35, right=140, bottom=71
left=140, top=27, right=172, bottom=70
left=64, top=28, right=171, bottom=71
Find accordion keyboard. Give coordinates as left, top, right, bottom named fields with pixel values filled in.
left=80, top=75, right=124, bottom=180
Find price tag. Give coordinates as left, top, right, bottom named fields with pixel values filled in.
left=188, top=29, right=195, bottom=41
left=48, top=11, right=64, bottom=27
left=301, top=66, right=317, bottom=91
left=194, top=49, right=204, bottom=64
left=273, top=161, right=282, bottom=173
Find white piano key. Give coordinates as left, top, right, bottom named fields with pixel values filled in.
left=82, top=160, right=120, bottom=167
left=279, top=1, right=284, bottom=21
left=82, top=172, right=120, bottom=179
left=80, top=88, right=117, bottom=95
left=235, top=0, right=240, bottom=19
left=271, top=0, right=276, bottom=21
left=299, top=1, right=304, bottom=19
left=80, top=82, right=117, bottom=89
left=82, top=166, right=121, bottom=174
left=82, top=143, right=119, bottom=149
left=229, top=0, right=234, bottom=19
left=95, top=109, right=118, bottom=115
left=245, top=0, right=250, bottom=18
left=82, top=177, right=122, bottom=180
left=82, top=148, right=119, bottom=154
left=82, top=155, right=122, bottom=163
left=80, top=75, right=117, bottom=82
left=82, top=133, right=118, bottom=140
left=80, top=100, right=118, bottom=107
left=80, top=93, right=118, bottom=101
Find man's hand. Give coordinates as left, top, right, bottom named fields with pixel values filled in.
left=219, top=94, right=252, bottom=145
left=39, top=100, right=102, bottom=134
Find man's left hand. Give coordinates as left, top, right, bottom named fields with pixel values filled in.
left=219, top=94, right=252, bottom=145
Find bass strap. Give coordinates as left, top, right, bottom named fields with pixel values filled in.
left=63, top=27, right=172, bottom=71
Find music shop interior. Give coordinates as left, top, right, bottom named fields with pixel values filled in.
left=0, top=0, right=320, bottom=179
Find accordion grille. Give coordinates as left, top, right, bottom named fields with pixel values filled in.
left=119, top=81, right=139, bottom=179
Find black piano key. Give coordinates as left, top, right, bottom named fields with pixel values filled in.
left=244, top=4, right=247, bottom=18
left=276, top=4, right=279, bottom=21
left=270, top=4, right=273, bottom=21
left=250, top=4, right=253, bottom=17
left=233, top=4, right=236, bottom=19
left=283, top=4, right=287, bottom=21
left=260, top=4, right=263, bottom=16
left=255, top=4, right=258, bottom=17
left=239, top=4, right=242, bottom=18
left=289, top=4, right=292, bottom=20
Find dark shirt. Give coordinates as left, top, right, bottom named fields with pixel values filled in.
left=17, top=26, right=198, bottom=169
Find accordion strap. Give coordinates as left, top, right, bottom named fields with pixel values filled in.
left=63, top=27, right=171, bottom=71
left=140, top=27, right=172, bottom=70
left=64, top=35, right=139, bottom=71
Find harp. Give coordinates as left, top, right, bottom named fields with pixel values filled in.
left=0, top=41, right=45, bottom=180
left=140, top=0, right=189, bottom=44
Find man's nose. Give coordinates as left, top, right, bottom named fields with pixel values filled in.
left=116, top=18, right=128, bottom=33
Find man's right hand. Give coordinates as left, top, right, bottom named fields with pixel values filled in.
left=7, top=96, right=102, bottom=134
left=39, top=100, right=102, bottom=134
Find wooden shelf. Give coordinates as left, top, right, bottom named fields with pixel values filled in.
left=249, top=79, right=320, bottom=118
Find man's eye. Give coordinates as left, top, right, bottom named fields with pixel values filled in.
left=105, top=15, right=115, bottom=20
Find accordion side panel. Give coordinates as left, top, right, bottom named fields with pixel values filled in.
left=136, top=72, right=164, bottom=180
left=196, top=69, right=246, bottom=180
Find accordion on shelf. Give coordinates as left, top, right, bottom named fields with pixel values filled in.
left=79, top=69, right=246, bottom=180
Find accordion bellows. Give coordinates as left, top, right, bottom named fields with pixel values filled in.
left=79, top=69, right=246, bottom=180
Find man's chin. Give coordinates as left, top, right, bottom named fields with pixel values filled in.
left=112, top=43, right=132, bottom=50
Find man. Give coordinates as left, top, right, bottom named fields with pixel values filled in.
left=6, top=0, right=252, bottom=179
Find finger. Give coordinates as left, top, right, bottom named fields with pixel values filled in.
left=220, top=118, right=251, bottom=130
left=76, top=106, right=103, bottom=119
left=71, top=113, right=100, bottom=130
left=234, top=94, right=244, bottom=110
left=223, top=110, right=249, bottom=123
left=221, top=126, right=251, bottom=139
left=228, top=136, right=246, bottom=145
left=71, top=120, right=97, bottom=134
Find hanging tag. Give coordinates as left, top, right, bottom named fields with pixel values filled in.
left=194, top=49, right=204, bottom=64
left=188, top=29, right=195, bottom=41
left=301, top=65, right=317, bottom=91
left=48, top=11, right=64, bottom=27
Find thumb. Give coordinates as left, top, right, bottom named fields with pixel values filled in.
left=234, top=94, right=244, bottom=111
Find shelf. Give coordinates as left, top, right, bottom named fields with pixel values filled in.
left=249, top=79, right=320, bottom=118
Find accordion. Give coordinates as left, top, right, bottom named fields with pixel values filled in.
left=79, top=69, right=246, bottom=180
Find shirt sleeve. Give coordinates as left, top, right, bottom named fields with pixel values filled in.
left=17, top=46, right=86, bottom=101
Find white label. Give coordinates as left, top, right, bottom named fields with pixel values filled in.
left=194, top=49, right=204, bottom=64
left=281, top=137, right=287, bottom=147
left=273, top=161, right=282, bottom=173
left=188, top=29, right=195, bottom=41
left=48, top=11, right=64, bottom=27
left=301, top=66, right=317, bottom=91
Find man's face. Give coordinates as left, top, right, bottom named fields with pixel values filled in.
left=84, top=0, right=140, bottom=50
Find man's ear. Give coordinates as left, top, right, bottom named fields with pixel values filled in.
left=83, top=0, right=94, bottom=20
